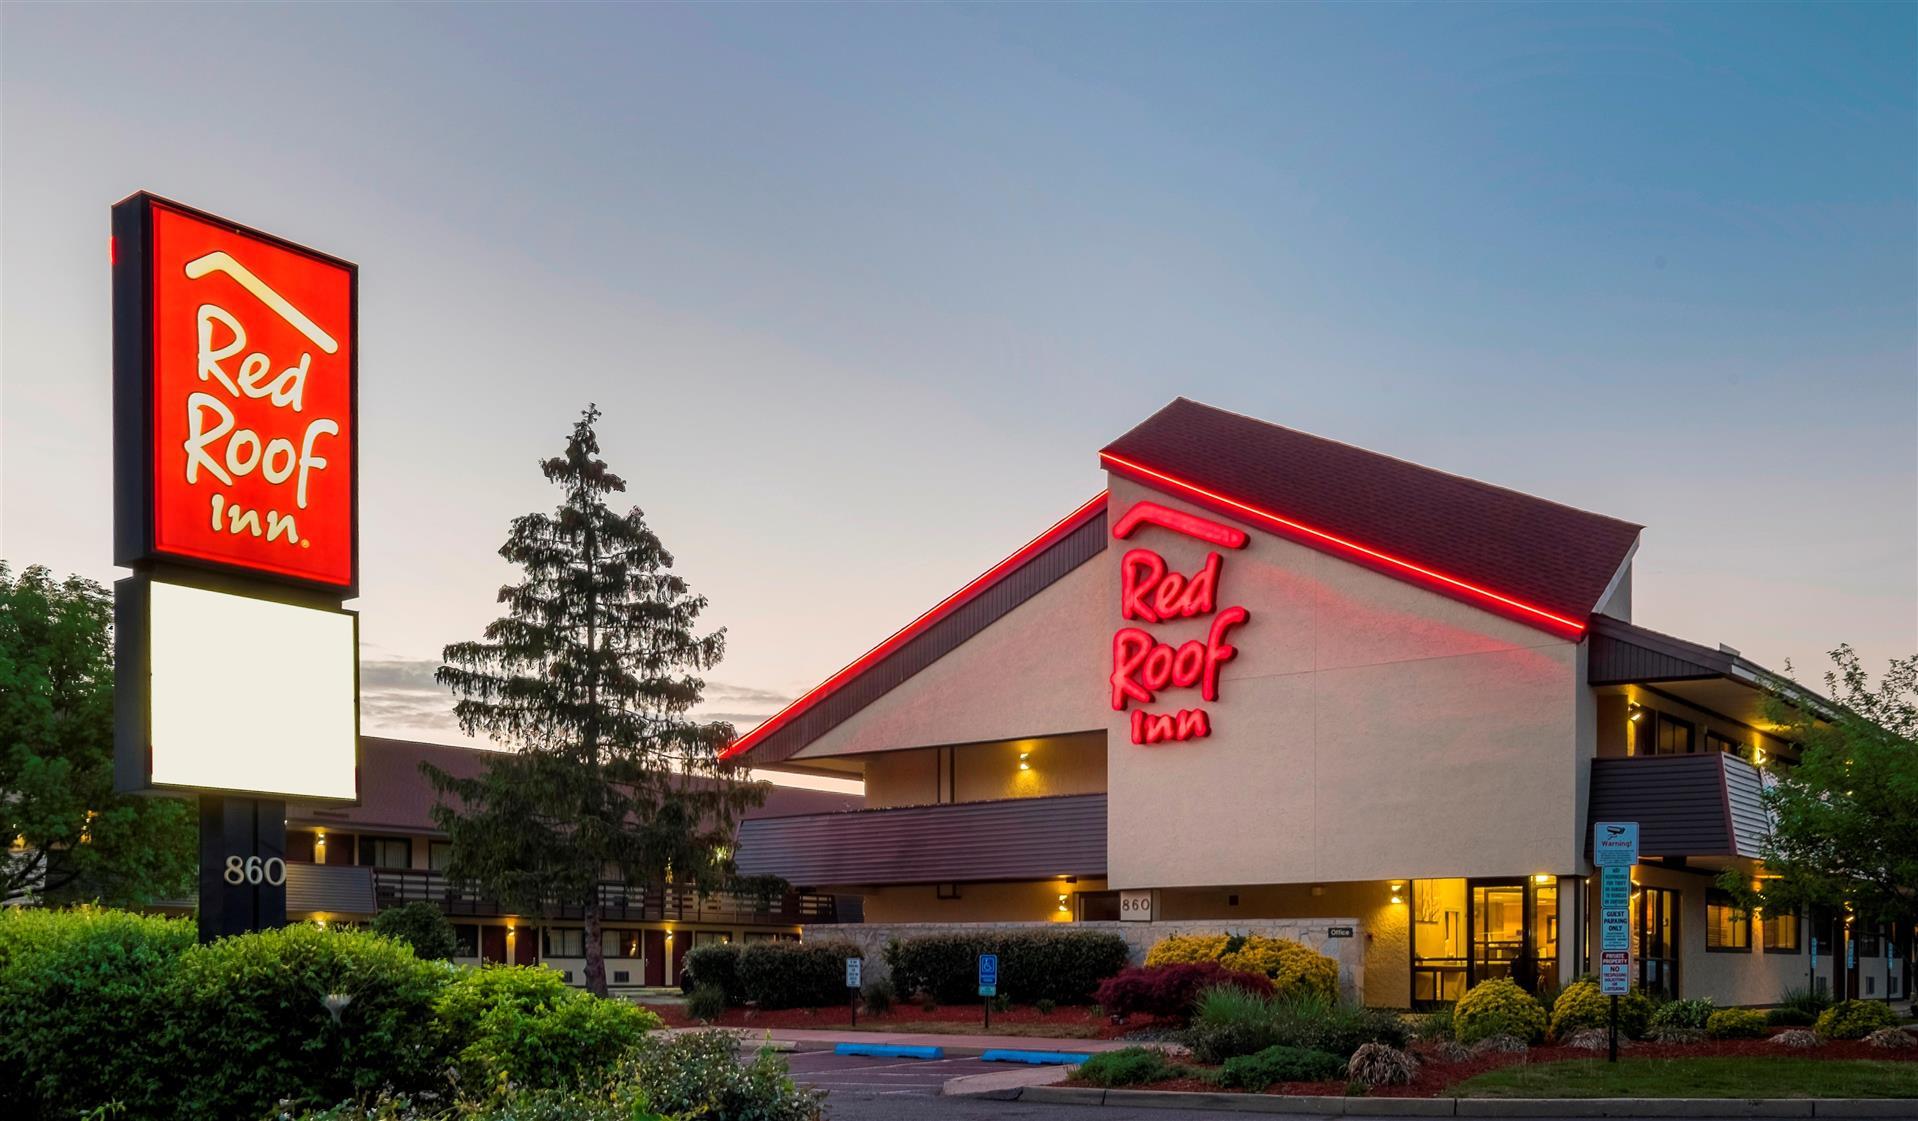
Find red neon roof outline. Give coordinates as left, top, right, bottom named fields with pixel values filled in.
left=1112, top=500, right=1248, bottom=549
left=1100, top=451, right=1589, bottom=637
left=721, top=491, right=1110, bottom=761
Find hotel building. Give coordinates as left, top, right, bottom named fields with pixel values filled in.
left=725, top=398, right=1907, bottom=1008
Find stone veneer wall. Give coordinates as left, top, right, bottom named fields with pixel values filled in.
left=802, top=918, right=1365, bottom=1003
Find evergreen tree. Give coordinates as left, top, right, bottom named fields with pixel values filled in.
left=426, top=407, right=762, bottom=995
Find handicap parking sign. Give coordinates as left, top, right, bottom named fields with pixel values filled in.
left=977, top=953, right=998, bottom=996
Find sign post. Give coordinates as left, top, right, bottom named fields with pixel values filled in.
left=1594, top=821, right=1639, bottom=1063
left=978, top=953, right=999, bottom=1032
left=111, top=193, right=362, bottom=943
left=846, top=957, right=862, bottom=1027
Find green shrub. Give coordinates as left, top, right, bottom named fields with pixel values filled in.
left=1185, top=985, right=1283, bottom=1063
left=1347, top=1041, right=1419, bottom=1087
left=1777, top=984, right=1831, bottom=1023
left=1647, top=997, right=1715, bottom=1034
left=862, top=977, right=896, bottom=1014
left=1816, top=999, right=1898, bottom=1040
left=882, top=929, right=1129, bottom=1005
left=1075, top=1046, right=1177, bottom=1087
left=687, top=982, right=729, bottom=1022
left=1412, top=1005, right=1455, bottom=1041
left=1214, top=1044, right=1345, bottom=1090
left=1453, top=978, right=1547, bottom=1045
left=167, top=923, right=448, bottom=1119
left=738, top=940, right=859, bottom=1009
left=1035, top=997, right=1057, bottom=1014
left=1216, top=935, right=1340, bottom=1001
left=1266, top=991, right=1409, bottom=1058
left=434, top=965, right=659, bottom=1091
left=1549, top=979, right=1650, bottom=1040
left=1705, top=1007, right=1768, bottom=1040
left=629, top=1030, right=825, bottom=1121
left=0, top=906, right=193, bottom=1119
left=683, top=942, right=744, bottom=1005
left=370, top=901, right=460, bottom=962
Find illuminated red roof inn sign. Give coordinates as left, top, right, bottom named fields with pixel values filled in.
left=1109, top=501, right=1250, bottom=745
left=113, top=194, right=356, bottom=592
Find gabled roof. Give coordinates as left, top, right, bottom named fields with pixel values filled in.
left=721, top=493, right=1109, bottom=763
left=1101, top=398, right=1642, bottom=635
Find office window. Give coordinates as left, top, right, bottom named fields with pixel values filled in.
left=428, top=842, right=453, bottom=872
left=1707, top=893, right=1751, bottom=952
left=604, top=930, right=642, bottom=958
left=1761, top=908, right=1800, bottom=953
left=357, top=836, right=411, bottom=869
left=453, top=924, right=480, bottom=958
left=544, top=928, right=586, bottom=957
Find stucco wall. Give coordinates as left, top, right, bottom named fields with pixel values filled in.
left=1103, top=477, right=1585, bottom=888
left=862, top=878, right=1109, bottom=923
left=1588, top=864, right=1822, bottom=1007
left=792, top=554, right=1111, bottom=759
left=807, top=917, right=1365, bottom=1003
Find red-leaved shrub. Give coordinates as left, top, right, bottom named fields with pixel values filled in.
left=1094, top=962, right=1274, bottom=1021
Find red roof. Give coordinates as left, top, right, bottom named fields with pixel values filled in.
left=1101, top=399, right=1640, bottom=634
left=288, top=737, right=862, bottom=833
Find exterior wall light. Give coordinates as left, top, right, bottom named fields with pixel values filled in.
left=1628, top=703, right=1645, bottom=722
left=1057, top=894, right=1069, bottom=912
left=1388, top=881, right=1405, bottom=905
left=1018, top=751, right=1031, bottom=771
left=1534, top=873, right=1553, bottom=884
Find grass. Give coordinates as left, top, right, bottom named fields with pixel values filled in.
left=1453, top=1057, right=1918, bottom=1099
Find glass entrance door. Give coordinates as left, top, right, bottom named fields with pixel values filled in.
left=1468, top=877, right=1560, bottom=995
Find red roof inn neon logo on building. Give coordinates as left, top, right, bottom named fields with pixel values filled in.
left=116, top=194, right=357, bottom=591
left=1109, top=501, right=1249, bottom=745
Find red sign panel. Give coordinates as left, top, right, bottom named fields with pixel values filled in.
left=115, top=195, right=356, bottom=591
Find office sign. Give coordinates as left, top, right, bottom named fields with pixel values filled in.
left=114, top=193, right=357, bottom=593
left=1593, top=821, right=1639, bottom=868
left=1327, top=926, right=1355, bottom=938
left=977, top=953, right=999, bottom=997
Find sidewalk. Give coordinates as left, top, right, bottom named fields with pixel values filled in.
left=681, top=1024, right=1158, bottom=1058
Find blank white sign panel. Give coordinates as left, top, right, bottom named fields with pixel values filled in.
left=148, top=580, right=358, bottom=799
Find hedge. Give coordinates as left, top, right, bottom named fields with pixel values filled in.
left=1141, top=932, right=1338, bottom=1001
left=684, top=942, right=745, bottom=1005
left=0, top=906, right=193, bottom=1119
left=0, top=908, right=666, bottom=1120
left=738, top=939, right=861, bottom=1009
left=883, top=929, right=1130, bottom=1005
left=1706, top=1007, right=1768, bottom=1040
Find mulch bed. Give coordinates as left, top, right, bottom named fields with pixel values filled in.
left=1099, top=1036, right=1918, bottom=1099
left=642, top=1001, right=1172, bottom=1040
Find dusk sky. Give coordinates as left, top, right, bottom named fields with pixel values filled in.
left=3, top=4, right=1913, bottom=758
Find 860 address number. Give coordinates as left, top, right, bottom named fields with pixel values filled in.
left=223, top=855, right=287, bottom=887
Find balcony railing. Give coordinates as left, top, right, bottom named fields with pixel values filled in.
left=369, top=867, right=837, bottom=925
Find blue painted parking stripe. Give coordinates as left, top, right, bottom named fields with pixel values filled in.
left=979, top=1048, right=1092, bottom=1065
left=832, top=1043, right=945, bottom=1060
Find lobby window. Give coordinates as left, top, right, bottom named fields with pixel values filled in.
left=1707, top=892, right=1751, bottom=952
left=544, top=928, right=586, bottom=957
left=1411, top=878, right=1467, bottom=1005
left=453, top=924, right=480, bottom=959
left=428, top=841, right=453, bottom=872
left=358, top=836, right=411, bottom=869
left=1761, top=908, right=1800, bottom=953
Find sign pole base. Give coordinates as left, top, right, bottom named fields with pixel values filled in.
left=198, top=795, right=287, bottom=942
left=1608, top=994, right=1619, bottom=1063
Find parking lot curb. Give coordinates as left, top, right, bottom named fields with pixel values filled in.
left=988, top=1089, right=1918, bottom=1116
left=944, top=1065, right=1074, bottom=1099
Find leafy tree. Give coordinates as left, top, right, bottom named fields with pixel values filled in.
left=426, top=407, right=762, bottom=996
left=0, top=563, right=195, bottom=905
left=370, top=899, right=460, bottom=960
left=1720, top=645, right=1918, bottom=930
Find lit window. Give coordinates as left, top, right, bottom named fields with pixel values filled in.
left=1707, top=893, right=1751, bottom=952
left=1761, top=908, right=1800, bottom=953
